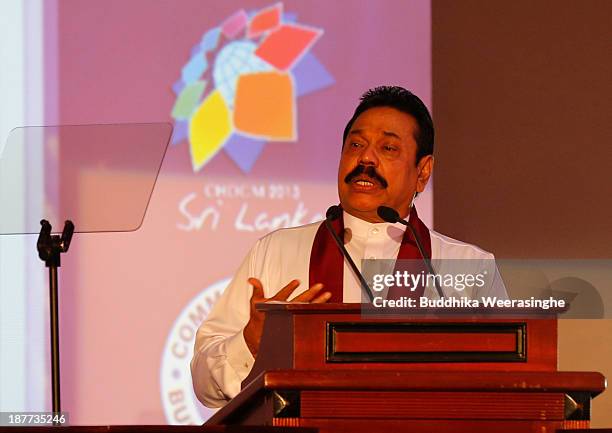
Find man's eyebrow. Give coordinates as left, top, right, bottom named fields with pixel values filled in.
left=382, top=130, right=401, bottom=140
left=348, top=129, right=402, bottom=140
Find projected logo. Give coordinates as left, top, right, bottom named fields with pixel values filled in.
left=170, top=3, right=334, bottom=173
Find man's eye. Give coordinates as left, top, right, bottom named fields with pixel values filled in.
left=383, top=145, right=397, bottom=152
left=350, top=142, right=363, bottom=148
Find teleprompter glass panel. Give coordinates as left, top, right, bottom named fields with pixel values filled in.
left=0, top=123, right=171, bottom=234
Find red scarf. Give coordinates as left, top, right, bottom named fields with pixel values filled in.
left=309, top=206, right=432, bottom=302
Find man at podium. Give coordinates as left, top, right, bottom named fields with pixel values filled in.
left=191, top=86, right=508, bottom=408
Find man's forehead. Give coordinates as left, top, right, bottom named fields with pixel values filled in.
left=348, top=106, right=417, bottom=138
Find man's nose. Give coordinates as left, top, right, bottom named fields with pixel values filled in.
left=359, top=145, right=379, bottom=166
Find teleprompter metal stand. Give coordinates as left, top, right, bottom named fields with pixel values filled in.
left=36, top=219, right=74, bottom=415
left=0, top=123, right=173, bottom=420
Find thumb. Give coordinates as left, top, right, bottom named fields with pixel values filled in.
left=248, top=277, right=265, bottom=301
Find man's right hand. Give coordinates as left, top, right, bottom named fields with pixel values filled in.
left=243, top=278, right=331, bottom=357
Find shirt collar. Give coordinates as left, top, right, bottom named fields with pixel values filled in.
left=343, top=210, right=406, bottom=242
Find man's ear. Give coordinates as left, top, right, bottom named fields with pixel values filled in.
left=416, top=155, right=434, bottom=193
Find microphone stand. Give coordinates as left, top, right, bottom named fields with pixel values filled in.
left=377, top=206, right=445, bottom=299
left=37, top=219, right=74, bottom=417
left=404, top=222, right=445, bottom=299
left=324, top=215, right=374, bottom=302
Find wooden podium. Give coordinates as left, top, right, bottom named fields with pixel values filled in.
left=205, top=304, right=606, bottom=433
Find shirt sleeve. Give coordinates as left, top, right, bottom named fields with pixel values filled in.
left=190, top=242, right=258, bottom=408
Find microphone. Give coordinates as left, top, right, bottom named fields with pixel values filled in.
left=325, top=204, right=343, bottom=221
left=324, top=205, right=374, bottom=302
left=377, top=206, right=445, bottom=299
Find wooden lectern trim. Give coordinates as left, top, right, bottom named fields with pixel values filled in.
left=333, top=331, right=517, bottom=352
left=261, top=370, right=607, bottom=395
left=291, top=311, right=557, bottom=370
left=300, top=390, right=566, bottom=420
left=326, top=322, right=526, bottom=363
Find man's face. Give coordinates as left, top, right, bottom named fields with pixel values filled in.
left=337, top=106, right=433, bottom=222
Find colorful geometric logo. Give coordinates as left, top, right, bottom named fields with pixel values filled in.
left=170, top=3, right=334, bottom=173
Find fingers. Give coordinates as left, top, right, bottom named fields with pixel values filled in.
left=311, top=291, right=332, bottom=303
left=248, top=278, right=332, bottom=304
left=248, top=277, right=265, bottom=301
left=247, top=278, right=265, bottom=324
left=270, top=279, right=301, bottom=301
left=290, top=283, right=326, bottom=302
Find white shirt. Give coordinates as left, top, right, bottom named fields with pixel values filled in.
left=190, top=212, right=507, bottom=408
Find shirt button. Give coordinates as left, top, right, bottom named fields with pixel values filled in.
left=371, top=228, right=379, bottom=235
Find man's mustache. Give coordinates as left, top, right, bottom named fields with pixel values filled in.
left=344, top=165, right=388, bottom=188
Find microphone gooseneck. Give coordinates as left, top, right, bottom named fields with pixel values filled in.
left=324, top=205, right=374, bottom=302
left=377, top=205, right=445, bottom=299
left=376, top=205, right=400, bottom=224
left=326, top=204, right=343, bottom=221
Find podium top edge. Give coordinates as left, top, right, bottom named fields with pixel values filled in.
left=255, top=302, right=565, bottom=316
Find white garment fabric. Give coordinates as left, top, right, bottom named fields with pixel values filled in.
left=190, top=212, right=507, bottom=408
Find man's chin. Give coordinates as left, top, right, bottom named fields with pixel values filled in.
left=340, top=198, right=383, bottom=219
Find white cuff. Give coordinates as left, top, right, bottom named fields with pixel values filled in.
left=225, top=329, right=256, bottom=381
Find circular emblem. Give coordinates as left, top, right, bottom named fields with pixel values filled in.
left=160, top=278, right=229, bottom=424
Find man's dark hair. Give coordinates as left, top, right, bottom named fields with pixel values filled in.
left=342, top=86, right=434, bottom=163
